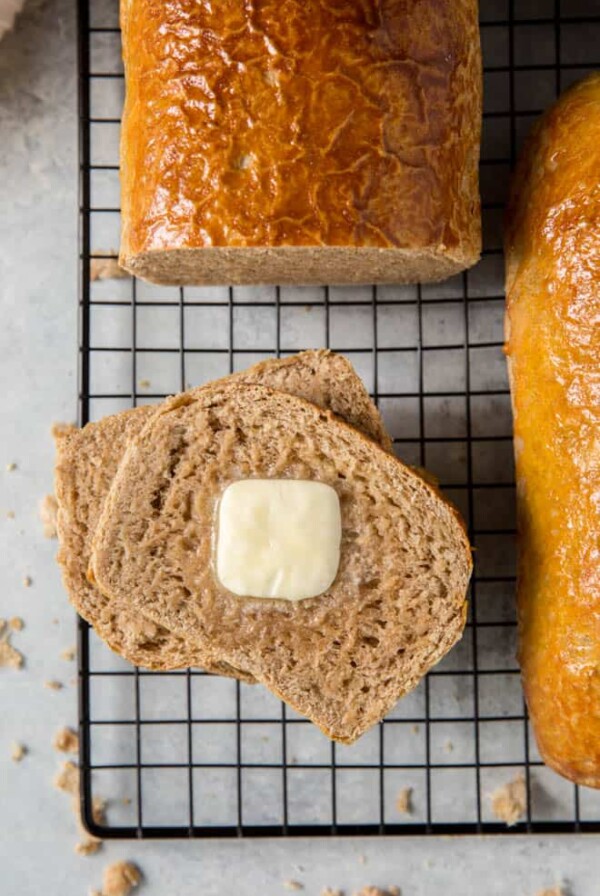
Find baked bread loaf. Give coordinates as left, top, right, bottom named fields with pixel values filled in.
left=119, top=0, right=482, bottom=286
left=54, top=351, right=389, bottom=674
left=505, top=74, right=600, bottom=788
left=90, top=383, right=472, bottom=743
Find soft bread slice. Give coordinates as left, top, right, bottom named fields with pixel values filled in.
left=54, top=351, right=390, bottom=674
left=90, top=383, right=472, bottom=743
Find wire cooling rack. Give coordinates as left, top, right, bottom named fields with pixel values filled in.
left=77, top=0, right=600, bottom=838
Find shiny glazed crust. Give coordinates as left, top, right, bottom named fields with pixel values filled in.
left=505, top=74, right=600, bottom=789
left=119, top=0, right=481, bottom=285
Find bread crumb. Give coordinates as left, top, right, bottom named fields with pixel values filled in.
left=76, top=837, right=102, bottom=857
left=90, top=254, right=130, bottom=282
left=44, top=679, right=63, bottom=691
left=410, top=724, right=419, bottom=735
left=395, top=787, right=413, bottom=815
left=90, top=890, right=102, bottom=896
left=61, top=645, right=76, bottom=661
left=6, top=462, right=16, bottom=472
left=11, top=742, right=26, bottom=762
left=353, top=888, right=400, bottom=896
left=51, top=421, right=75, bottom=439
left=39, top=494, right=58, bottom=538
left=490, top=774, right=526, bottom=826
left=284, top=882, right=304, bottom=891
left=9, top=617, right=23, bottom=631
left=445, top=740, right=454, bottom=753
left=22, top=576, right=32, bottom=588
left=74, top=795, right=105, bottom=856
left=0, top=631, right=24, bottom=669
left=321, top=889, right=344, bottom=896
left=6, top=510, right=15, bottom=519
left=535, top=889, right=564, bottom=896
left=102, top=861, right=141, bottom=896
left=138, top=379, right=151, bottom=389
left=54, top=727, right=79, bottom=754
left=357, top=854, right=367, bottom=865
left=54, top=760, right=79, bottom=795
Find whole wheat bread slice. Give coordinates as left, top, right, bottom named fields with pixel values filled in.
left=90, top=383, right=472, bottom=743
left=54, top=351, right=390, bottom=674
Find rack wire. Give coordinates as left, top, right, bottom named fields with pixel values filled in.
left=77, top=0, right=600, bottom=838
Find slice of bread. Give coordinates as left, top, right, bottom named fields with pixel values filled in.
left=54, top=351, right=390, bottom=674
left=90, top=383, right=472, bottom=743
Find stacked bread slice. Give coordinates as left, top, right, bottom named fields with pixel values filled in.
left=55, top=351, right=472, bottom=742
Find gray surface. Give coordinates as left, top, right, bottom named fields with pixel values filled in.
left=1, top=0, right=600, bottom=893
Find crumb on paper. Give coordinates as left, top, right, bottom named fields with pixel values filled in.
left=44, top=679, right=63, bottom=691
left=357, top=854, right=367, bottom=865
left=284, top=882, right=304, bottom=892
left=22, top=576, right=32, bottom=588
left=490, top=774, right=526, bottom=827
left=90, top=253, right=130, bottom=282
left=74, top=795, right=105, bottom=857
left=11, top=742, right=27, bottom=762
left=139, top=379, right=151, bottom=389
left=39, top=494, right=58, bottom=538
left=321, top=889, right=344, bottom=896
left=61, top=645, right=76, bottom=661
left=6, top=510, right=15, bottom=519
left=535, top=889, right=565, bottom=896
left=54, top=760, right=79, bottom=796
left=0, top=618, right=4, bottom=634
left=6, top=462, right=16, bottom=472
left=444, top=740, right=454, bottom=753
left=54, top=727, right=79, bottom=754
left=410, top=724, right=419, bottom=735
left=102, top=861, right=142, bottom=896
left=0, top=630, right=24, bottom=669
left=122, top=796, right=132, bottom=806
left=353, top=888, right=401, bottom=896
left=395, top=787, right=413, bottom=815
left=52, top=618, right=59, bottom=625
left=9, top=617, right=23, bottom=631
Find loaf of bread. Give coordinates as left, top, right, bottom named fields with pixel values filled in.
left=505, top=74, right=600, bottom=788
left=90, top=383, right=472, bottom=743
left=54, top=351, right=389, bottom=675
left=119, top=0, right=482, bottom=286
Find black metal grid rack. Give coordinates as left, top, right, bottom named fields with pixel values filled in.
left=77, top=0, right=600, bottom=838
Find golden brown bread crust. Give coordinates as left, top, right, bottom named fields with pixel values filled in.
left=119, top=0, right=481, bottom=285
left=505, top=74, right=600, bottom=789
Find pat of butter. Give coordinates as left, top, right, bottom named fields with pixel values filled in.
left=215, top=479, right=341, bottom=601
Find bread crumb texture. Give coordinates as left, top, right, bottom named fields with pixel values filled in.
left=102, top=861, right=141, bottom=896
left=353, top=888, right=401, bottom=896
left=284, top=882, right=304, bottom=891
left=53, top=726, right=79, bottom=754
left=535, top=889, right=565, bottom=896
left=75, top=794, right=105, bottom=856
left=490, top=774, right=526, bottom=826
left=60, top=645, right=76, bottom=661
left=54, top=760, right=79, bottom=796
left=321, top=889, right=344, bottom=896
left=10, top=742, right=26, bottom=762
left=395, top=787, right=413, bottom=815
left=0, top=622, right=24, bottom=669
left=39, top=494, right=58, bottom=538
left=6, top=462, right=16, bottom=472
left=9, top=616, right=23, bottom=631
left=90, top=253, right=130, bottom=282
left=22, top=575, right=32, bottom=587
left=44, top=679, right=63, bottom=691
